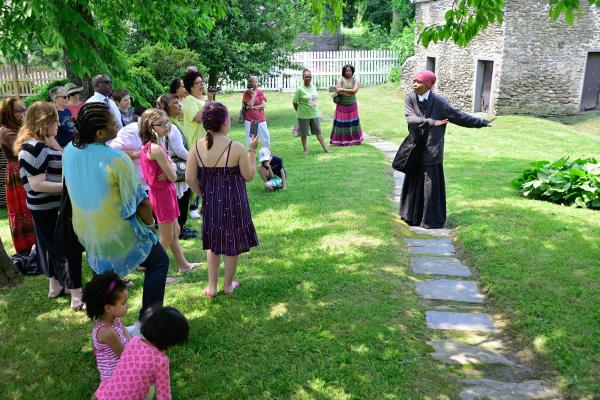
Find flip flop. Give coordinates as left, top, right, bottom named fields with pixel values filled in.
left=179, top=263, right=200, bottom=275
left=166, top=277, right=179, bottom=285
left=203, top=287, right=216, bottom=298
left=223, top=280, right=240, bottom=295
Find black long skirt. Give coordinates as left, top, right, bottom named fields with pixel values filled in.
left=399, top=163, right=446, bottom=229
left=30, top=208, right=83, bottom=289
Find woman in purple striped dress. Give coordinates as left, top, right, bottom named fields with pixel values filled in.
left=185, top=102, right=259, bottom=298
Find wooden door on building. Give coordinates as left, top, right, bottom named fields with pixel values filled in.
left=474, top=60, right=493, bottom=112
left=581, top=52, right=600, bottom=111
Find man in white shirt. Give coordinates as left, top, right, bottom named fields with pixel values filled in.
left=86, top=75, right=123, bottom=130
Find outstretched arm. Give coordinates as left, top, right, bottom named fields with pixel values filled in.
left=445, top=102, right=490, bottom=128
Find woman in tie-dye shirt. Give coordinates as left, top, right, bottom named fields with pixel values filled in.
left=63, top=102, right=169, bottom=321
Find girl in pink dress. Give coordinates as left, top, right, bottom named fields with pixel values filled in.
left=93, top=306, right=189, bottom=400
left=139, top=109, right=199, bottom=275
left=83, top=272, right=132, bottom=382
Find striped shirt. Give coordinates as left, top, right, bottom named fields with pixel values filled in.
left=18, top=139, right=62, bottom=210
left=92, top=317, right=129, bottom=382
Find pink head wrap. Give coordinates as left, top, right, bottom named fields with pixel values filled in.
left=413, top=70, right=436, bottom=88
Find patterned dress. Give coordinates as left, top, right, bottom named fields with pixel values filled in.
left=196, top=141, right=258, bottom=256
left=330, top=77, right=363, bottom=146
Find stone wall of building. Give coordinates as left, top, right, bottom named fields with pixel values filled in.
left=497, top=0, right=600, bottom=115
left=404, top=0, right=600, bottom=116
left=402, top=0, right=505, bottom=114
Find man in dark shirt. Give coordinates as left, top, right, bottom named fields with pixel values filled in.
left=258, top=147, right=287, bottom=191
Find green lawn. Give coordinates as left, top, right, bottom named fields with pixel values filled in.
left=0, top=88, right=456, bottom=399
left=1, top=85, right=599, bottom=398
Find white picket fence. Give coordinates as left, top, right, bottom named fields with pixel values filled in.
left=223, top=50, right=401, bottom=92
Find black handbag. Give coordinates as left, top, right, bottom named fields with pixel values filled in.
left=53, top=181, right=85, bottom=260
left=392, top=94, right=436, bottom=173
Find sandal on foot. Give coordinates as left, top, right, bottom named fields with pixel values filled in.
left=224, top=280, right=240, bottom=295
left=203, top=287, right=216, bottom=298
left=166, top=277, right=179, bottom=285
left=179, top=263, right=200, bottom=275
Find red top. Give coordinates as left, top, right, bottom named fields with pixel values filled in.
left=65, top=103, right=83, bottom=119
left=243, top=89, right=267, bottom=122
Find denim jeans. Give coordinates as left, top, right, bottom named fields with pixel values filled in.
left=138, top=242, right=169, bottom=320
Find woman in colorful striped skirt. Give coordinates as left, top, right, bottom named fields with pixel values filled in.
left=330, top=64, right=363, bottom=146
left=0, top=97, right=35, bottom=254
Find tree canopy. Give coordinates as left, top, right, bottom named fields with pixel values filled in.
left=419, top=0, right=600, bottom=48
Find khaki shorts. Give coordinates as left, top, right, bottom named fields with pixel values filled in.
left=297, top=118, right=321, bottom=136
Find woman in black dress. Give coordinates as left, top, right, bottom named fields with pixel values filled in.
left=400, top=70, right=494, bottom=229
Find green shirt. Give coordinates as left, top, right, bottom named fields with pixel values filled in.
left=181, top=95, right=205, bottom=145
left=293, top=84, right=319, bottom=119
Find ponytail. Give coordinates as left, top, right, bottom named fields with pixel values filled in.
left=206, top=130, right=213, bottom=150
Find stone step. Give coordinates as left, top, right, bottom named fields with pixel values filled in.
left=416, top=280, right=484, bottom=303
left=428, top=340, right=514, bottom=366
left=459, top=379, right=560, bottom=400
left=409, top=226, right=451, bottom=237
left=406, top=238, right=454, bottom=247
left=412, top=256, right=472, bottom=276
left=426, top=311, right=497, bottom=332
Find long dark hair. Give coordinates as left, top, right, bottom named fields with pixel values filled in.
left=201, top=102, right=229, bottom=150
left=0, top=97, right=25, bottom=131
left=73, top=102, right=111, bottom=148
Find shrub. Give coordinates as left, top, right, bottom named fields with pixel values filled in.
left=23, top=78, right=68, bottom=106
left=389, top=66, right=402, bottom=83
left=511, top=157, right=600, bottom=209
left=388, top=21, right=414, bottom=65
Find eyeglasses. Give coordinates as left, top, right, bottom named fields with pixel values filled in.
left=152, top=121, right=171, bottom=128
left=194, top=80, right=204, bottom=86
left=99, top=80, right=112, bottom=85
left=55, top=96, right=69, bottom=100
left=15, top=107, right=26, bottom=113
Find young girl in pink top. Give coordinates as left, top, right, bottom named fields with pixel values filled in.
left=139, top=109, right=199, bottom=274
left=93, top=306, right=189, bottom=400
left=83, top=272, right=132, bottom=382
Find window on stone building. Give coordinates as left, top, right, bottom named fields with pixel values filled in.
left=426, top=57, right=436, bottom=73
left=581, top=52, right=600, bottom=111
left=474, top=60, right=494, bottom=113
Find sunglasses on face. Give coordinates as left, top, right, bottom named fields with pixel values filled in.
left=56, top=96, right=69, bottom=100
left=99, top=80, right=112, bottom=85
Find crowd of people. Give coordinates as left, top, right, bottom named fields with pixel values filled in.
left=0, top=64, right=487, bottom=397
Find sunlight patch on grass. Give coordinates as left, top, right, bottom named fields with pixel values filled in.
left=318, top=233, right=383, bottom=256
left=268, top=302, right=288, bottom=319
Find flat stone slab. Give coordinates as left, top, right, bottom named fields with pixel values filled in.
left=428, top=340, right=514, bottom=366
left=409, top=226, right=451, bottom=237
left=406, top=238, right=453, bottom=247
left=460, top=379, right=560, bottom=400
left=426, top=311, right=496, bottom=332
left=416, top=280, right=484, bottom=303
left=412, top=257, right=471, bottom=276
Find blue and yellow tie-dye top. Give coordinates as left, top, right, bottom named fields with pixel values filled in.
left=63, top=142, right=157, bottom=276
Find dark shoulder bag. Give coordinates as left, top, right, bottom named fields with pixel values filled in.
left=53, top=180, right=85, bottom=260
left=392, top=94, right=436, bottom=173
left=165, top=137, right=187, bottom=183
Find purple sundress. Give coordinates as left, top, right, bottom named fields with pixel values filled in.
left=197, top=141, right=258, bottom=255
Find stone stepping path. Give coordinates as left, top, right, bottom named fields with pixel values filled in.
left=412, top=257, right=472, bottom=276
left=364, top=135, right=560, bottom=399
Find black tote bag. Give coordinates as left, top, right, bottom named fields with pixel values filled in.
left=392, top=94, right=436, bottom=173
left=52, top=180, right=85, bottom=260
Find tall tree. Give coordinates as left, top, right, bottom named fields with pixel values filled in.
left=186, top=0, right=308, bottom=88
left=419, top=0, right=600, bottom=47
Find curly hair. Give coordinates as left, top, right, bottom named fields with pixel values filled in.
left=182, top=70, right=203, bottom=94
left=341, top=64, right=355, bottom=77
left=141, top=306, right=189, bottom=350
left=13, top=101, right=58, bottom=154
left=156, top=94, right=180, bottom=118
left=201, top=102, right=229, bottom=150
left=72, top=102, right=112, bottom=149
left=139, top=108, right=169, bottom=145
left=82, top=272, right=127, bottom=320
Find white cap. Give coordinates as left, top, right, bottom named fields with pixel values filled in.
left=258, top=147, right=271, bottom=162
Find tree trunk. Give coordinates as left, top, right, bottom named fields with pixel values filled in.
left=208, top=68, right=220, bottom=101
left=0, top=241, right=22, bottom=288
left=63, top=52, right=92, bottom=99
left=391, top=9, right=401, bottom=34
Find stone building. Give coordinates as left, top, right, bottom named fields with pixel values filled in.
left=402, top=0, right=600, bottom=116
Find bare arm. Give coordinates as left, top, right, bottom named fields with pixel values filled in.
left=237, top=139, right=258, bottom=182
left=185, top=141, right=202, bottom=196
left=96, top=326, right=127, bottom=357
left=28, top=173, right=63, bottom=193
left=149, top=143, right=177, bottom=182
left=281, top=168, right=287, bottom=190
left=136, top=198, right=154, bottom=225
left=122, top=149, right=140, bottom=160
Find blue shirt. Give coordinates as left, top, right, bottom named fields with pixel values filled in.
left=63, top=142, right=156, bottom=276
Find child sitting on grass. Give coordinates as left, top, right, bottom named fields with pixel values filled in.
left=83, top=272, right=132, bottom=382
left=258, top=147, right=287, bottom=191
left=93, top=306, right=189, bottom=400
